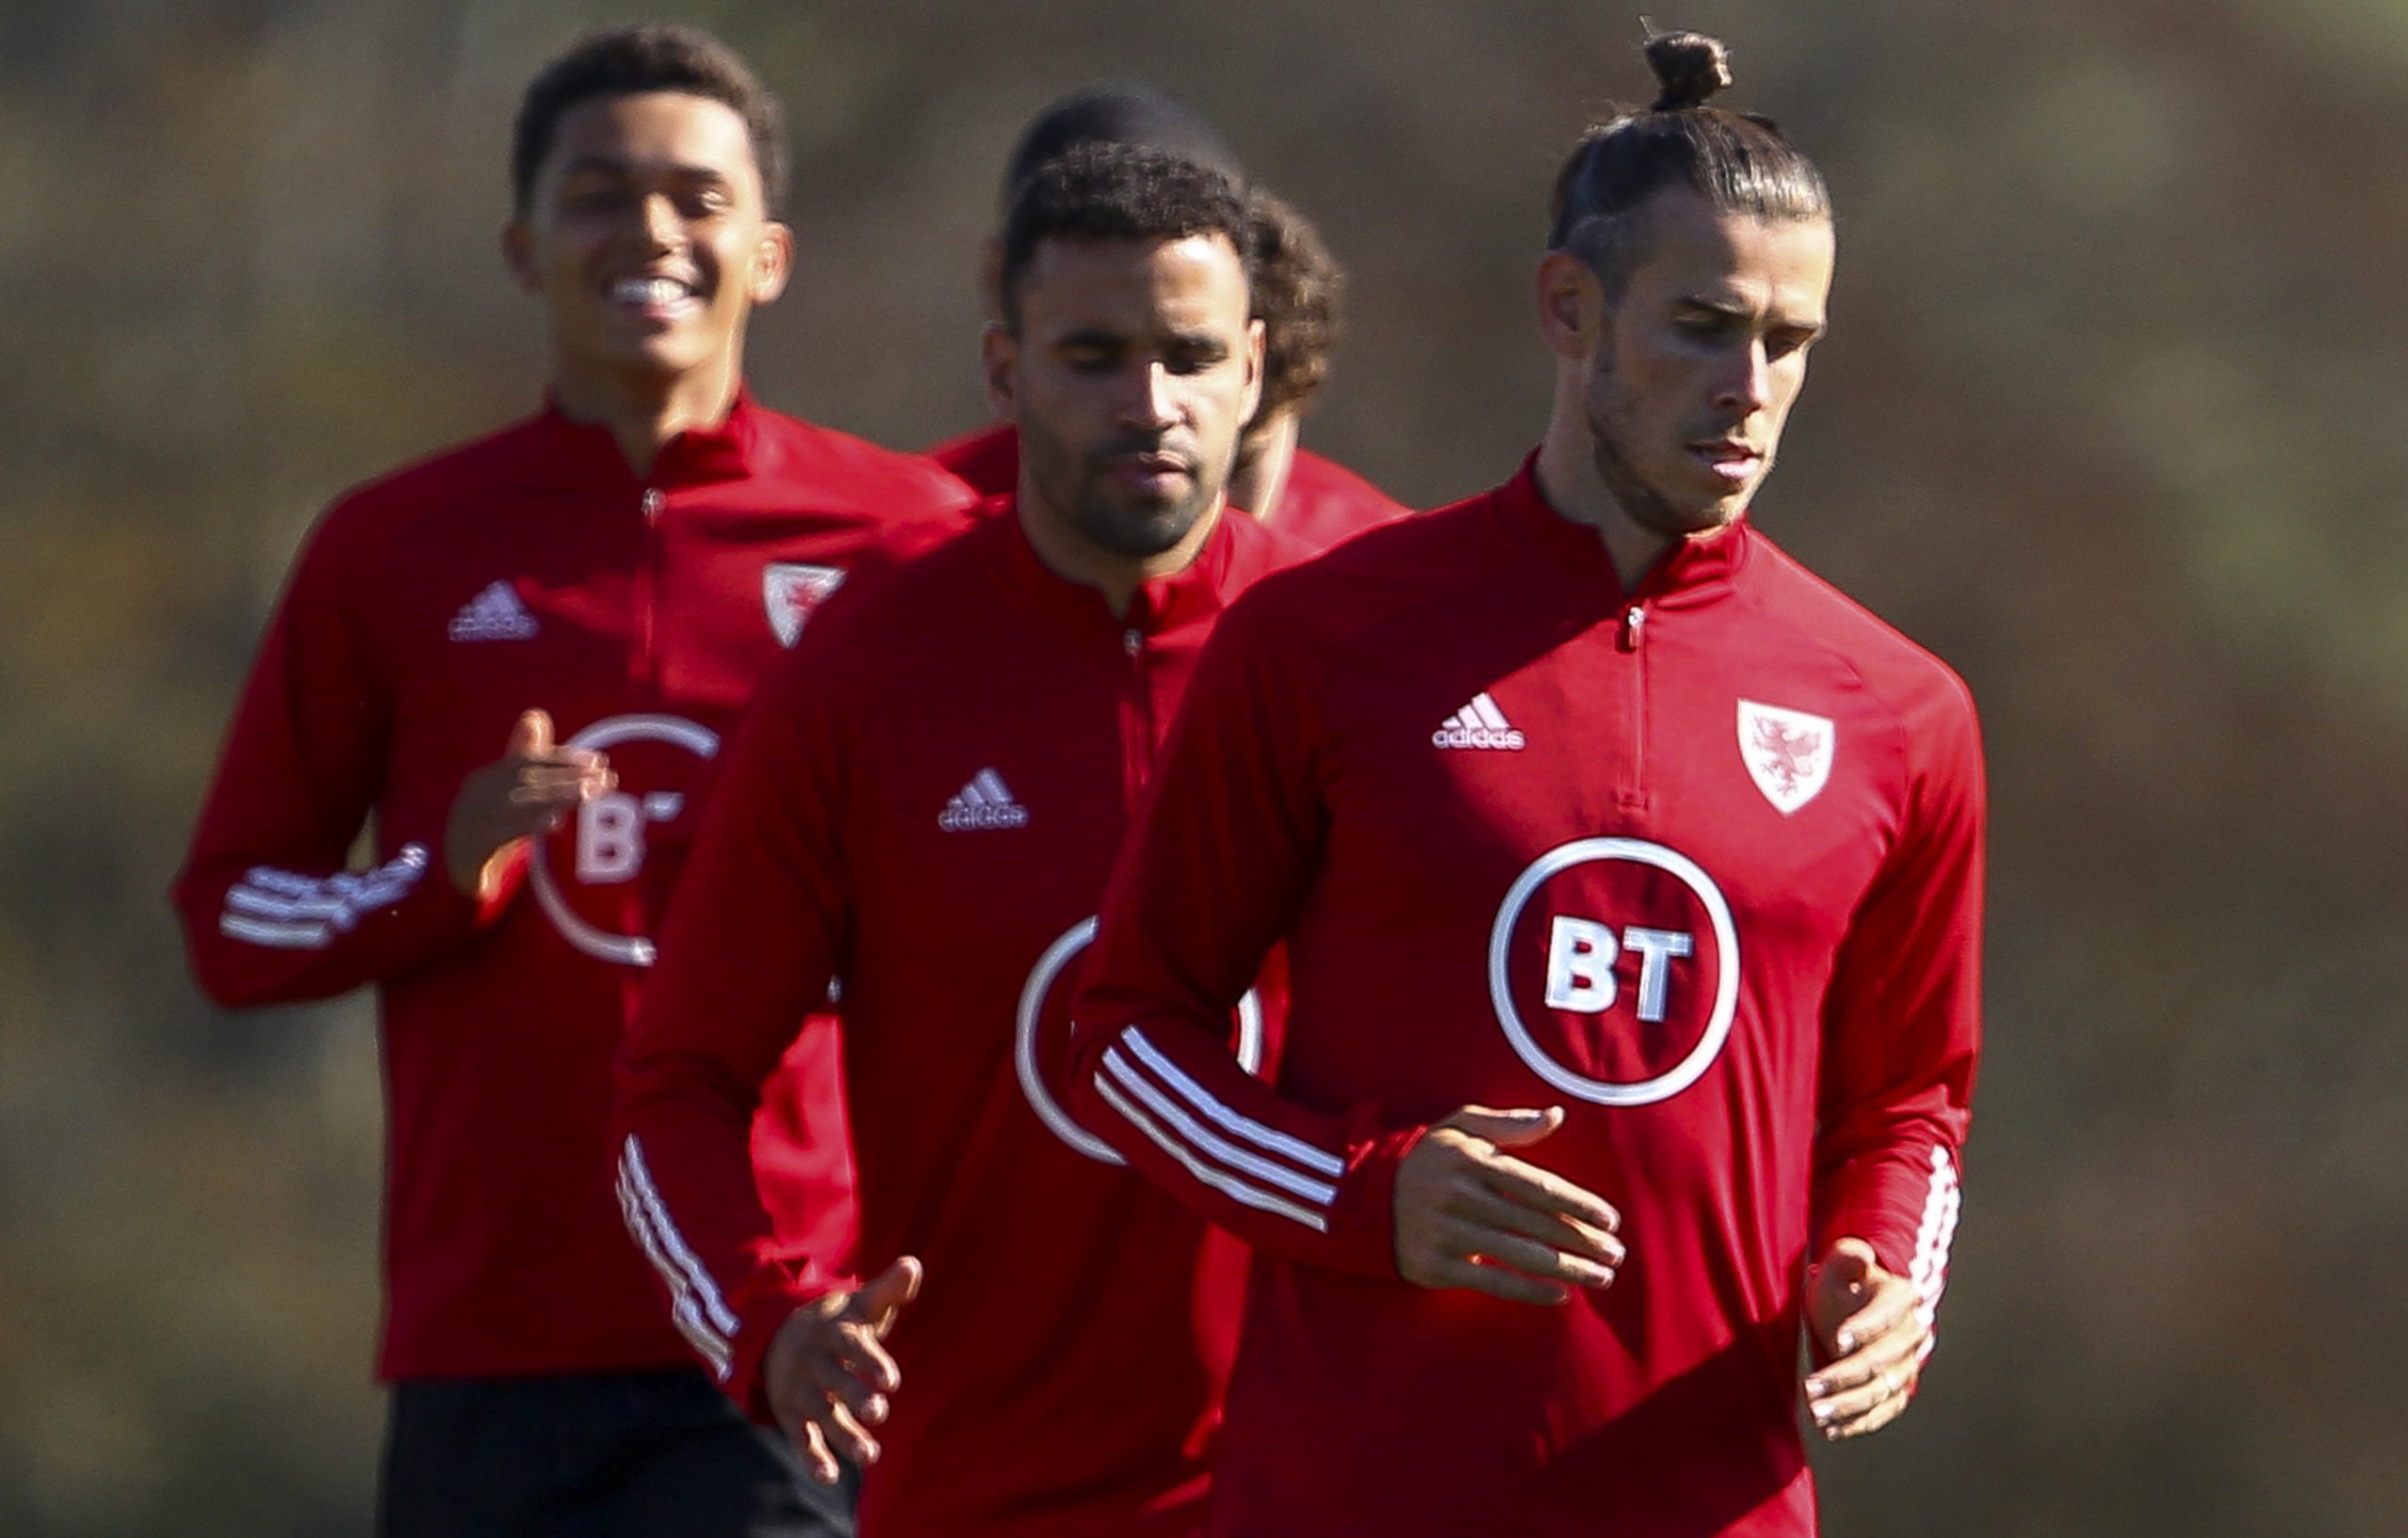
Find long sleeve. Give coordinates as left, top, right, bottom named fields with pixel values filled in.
left=1068, top=595, right=1418, bottom=1281
left=171, top=508, right=508, bottom=1007
left=1811, top=675, right=1985, bottom=1346
left=610, top=643, right=857, bottom=1417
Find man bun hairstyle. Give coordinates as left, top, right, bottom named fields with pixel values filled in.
left=997, top=144, right=1254, bottom=332
left=1247, top=190, right=1342, bottom=423
left=1547, top=27, right=1828, bottom=295
left=512, top=24, right=789, bottom=215
left=999, top=85, right=1243, bottom=214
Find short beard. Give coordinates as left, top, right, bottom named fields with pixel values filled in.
left=1583, top=339, right=1751, bottom=540
left=1068, top=421, right=1233, bottom=557
left=1069, top=469, right=1214, bottom=558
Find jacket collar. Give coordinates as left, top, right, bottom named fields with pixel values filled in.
left=531, top=387, right=762, bottom=492
left=1497, top=449, right=1749, bottom=610
left=992, top=495, right=1244, bottom=637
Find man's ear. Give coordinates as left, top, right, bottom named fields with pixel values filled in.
left=749, top=221, right=796, bottom=306
left=980, top=321, right=1018, bottom=420
left=501, top=218, right=542, bottom=293
left=1535, top=249, right=1601, bottom=362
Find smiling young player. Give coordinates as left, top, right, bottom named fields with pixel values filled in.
left=172, top=25, right=967, bottom=1535
left=1067, top=33, right=1982, bottom=1536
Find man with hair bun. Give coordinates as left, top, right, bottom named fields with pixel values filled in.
left=614, top=143, right=1307, bottom=1536
left=933, top=84, right=1408, bottom=549
left=1068, top=30, right=1982, bottom=1535
left=173, top=24, right=967, bottom=1534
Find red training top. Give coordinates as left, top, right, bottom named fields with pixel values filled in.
left=612, top=501, right=1306, bottom=1538
left=1069, top=457, right=1983, bottom=1537
left=172, top=394, right=971, bottom=1380
left=928, top=420, right=1406, bottom=552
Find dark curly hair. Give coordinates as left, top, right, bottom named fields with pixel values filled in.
left=512, top=24, right=788, bottom=215
left=997, top=145, right=1254, bottom=332
left=1248, top=191, right=1342, bottom=423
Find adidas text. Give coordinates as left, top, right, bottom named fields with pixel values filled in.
left=448, top=581, right=538, bottom=642
left=938, top=769, right=1029, bottom=831
left=938, top=802, right=1031, bottom=832
left=1433, top=722, right=1527, bottom=751
left=1434, top=691, right=1525, bottom=750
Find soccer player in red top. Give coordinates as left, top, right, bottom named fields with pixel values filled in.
left=612, top=146, right=1301, bottom=1536
left=930, top=86, right=1408, bottom=550
left=1068, top=32, right=1981, bottom=1537
left=171, top=25, right=965, bottom=1536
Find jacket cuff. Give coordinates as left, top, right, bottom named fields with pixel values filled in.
left=1324, top=1122, right=1430, bottom=1280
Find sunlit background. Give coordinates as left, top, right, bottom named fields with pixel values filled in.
left=5, top=1, right=2406, bottom=1532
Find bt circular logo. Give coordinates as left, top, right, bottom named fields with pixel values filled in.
left=1485, top=837, right=1738, bottom=1107
left=1015, top=915, right=1264, bottom=1164
left=530, top=713, right=719, bottom=966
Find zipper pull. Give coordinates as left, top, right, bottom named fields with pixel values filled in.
left=641, top=488, right=665, bottom=523
left=1621, top=605, right=1647, bottom=651
left=1124, top=627, right=1143, bottom=658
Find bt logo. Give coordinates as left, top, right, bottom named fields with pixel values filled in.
left=1489, top=837, right=1738, bottom=1107
left=1542, top=918, right=1694, bottom=1021
left=531, top=713, right=720, bottom=966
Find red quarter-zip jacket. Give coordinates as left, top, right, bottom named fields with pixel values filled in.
left=172, top=394, right=972, bottom=1380
left=611, top=501, right=1306, bottom=1537
left=1068, top=457, right=1984, bottom=1537
left=929, top=421, right=1407, bottom=552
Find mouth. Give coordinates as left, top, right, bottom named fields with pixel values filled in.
left=1687, top=437, right=1763, bottom=486
left=606, top=274, right=704, bottom=321
left=1101, top=449, right=1197, bottom=497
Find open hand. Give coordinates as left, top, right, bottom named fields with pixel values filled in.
left=763, top=1257, right=923, bottom=1483
left=443, top=708, right=613, bottom=897
left=1392, top=1105, right=1624, bottom=1305
left=1803, top=1236, right=1927, bottom=1439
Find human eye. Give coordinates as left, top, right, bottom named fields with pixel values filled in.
left=1058, top=341, right=1122, bottom=374
left=1164, top=340, right=1228, bottom=375
left=559, top=179, right=629, bottom=215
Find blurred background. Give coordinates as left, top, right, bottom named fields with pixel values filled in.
left=5, top=0, right=2404, bottom=1532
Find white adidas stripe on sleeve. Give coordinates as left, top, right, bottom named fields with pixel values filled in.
left=1100, top=1047, right=1339, bottom=1206
left=1121, top=1028, right=1345, bottom=1178
left=1908, top=1146, right=1961, bottom=1352
left=221, top=848, right=432, bottom=948
left=1095, top=1072, right=1332, bottom=1233
left=219, top=912, right=332, bottom=949
left=617, top=1137, right=740, bottom=1377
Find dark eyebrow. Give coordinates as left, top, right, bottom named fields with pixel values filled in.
left=1672, top=294, right=1751, bottom=321
left=1169, top=331, right=1231, bottom=358
left=1054, top=327, right=1132, bottom=350
left=1674, top=294, right=1826, bottom=341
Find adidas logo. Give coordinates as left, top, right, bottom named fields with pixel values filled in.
left=448, top=581, right=538, bottom=642
left=1433, top=691, right=1526, bottom=751
left=937, top=769, right=1030, bottom=832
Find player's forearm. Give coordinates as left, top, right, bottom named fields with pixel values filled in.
left=1066, top=999, right=1412, bottom=1277
left=612, top=1058, right=843, bottom=1413
left=172, top=836, right=514, bottom=1007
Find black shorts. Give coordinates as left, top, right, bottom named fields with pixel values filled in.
left=378, top=1367, right=857, bottom=1538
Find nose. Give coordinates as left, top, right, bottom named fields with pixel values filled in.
left=637, top=191, right=682, bottom=252
left=1117, top=361, right=1180, bottom=432
left=1712, top=341, right=1773, bottom=416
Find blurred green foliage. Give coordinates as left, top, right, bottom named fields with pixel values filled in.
left=5, top=1, right=2405, bottom=1532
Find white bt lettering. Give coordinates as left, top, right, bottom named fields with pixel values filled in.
left=1543, top=916, right=1693, bottom=1023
